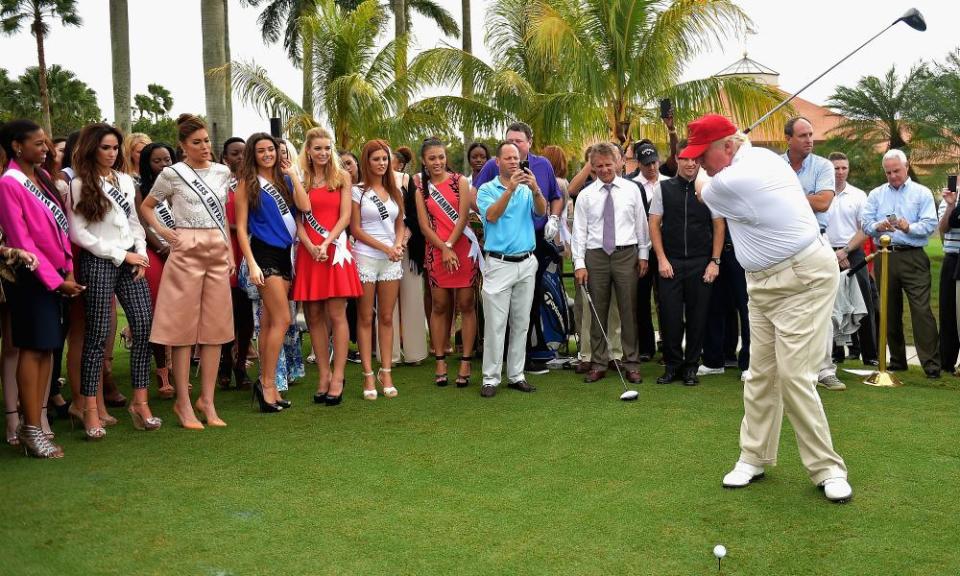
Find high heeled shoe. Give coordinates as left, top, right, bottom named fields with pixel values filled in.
left=378, top=368, right=397, bottom=398
left=434, top=355, right=448, bottom=387
left=173, top=403, right=204, bottom=430
left=81, top=408, right=106, bottom=441
left=362, top=371, right=377, bottom=400
left=128, top=402, right=162, bottom=431
left=156, top=367, right=175, bottom=399
left=18, top=424, right=64, bottom=458
left=40, top=404, right=55, bottom=439
left=324, top=380, right=344, bottom=406
left=194, top=401, right=227, bottom=427
left=252, top=381, right=284, bottom=413
left=5, top=410, right=20, bottom=446
left=455, top=356, right=473, bottom=388
left=99, top=412, right=118, bottom=427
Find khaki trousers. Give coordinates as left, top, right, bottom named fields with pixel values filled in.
left=575, top=288, right=623, bottom=362
left=740, top=238, right=847, bottom=485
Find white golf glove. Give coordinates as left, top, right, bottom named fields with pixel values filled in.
left=544, top=214, right=559, bottom=240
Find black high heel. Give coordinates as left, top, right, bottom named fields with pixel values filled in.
left=252, top=381, right=284, bottom=413
left=455, top=356, right=473, bottom=388
left=276, top=395, right=292, bottom=409
left=324, top=379, right=344, bottom=406
left=434, top=355, right=448, bottom=387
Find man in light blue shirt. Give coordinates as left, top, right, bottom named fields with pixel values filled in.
left=476, top=142, right=547, bottom=397
left=781, top=117, right=835, bottom=232
left=862, top=149, right=940, bottom=376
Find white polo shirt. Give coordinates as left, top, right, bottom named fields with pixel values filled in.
left=824, top=182, right=867, bottom=248
left=701, top=141, right=819, bottom=272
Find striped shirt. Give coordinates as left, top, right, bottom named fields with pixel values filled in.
left=938, top=200, right=960, bottom=254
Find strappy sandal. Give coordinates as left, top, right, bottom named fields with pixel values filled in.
left=378, top=368, right=398, bottom=398
left=434, top=355, right=448, bottom=387
left=362, top=371, right=377, bottom=400
left=455, top=356, right=473, bottom=388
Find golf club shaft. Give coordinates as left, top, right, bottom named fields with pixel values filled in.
left=580, top=283, right=629, bottom=391
left=745, top=21, right=897, bottom=134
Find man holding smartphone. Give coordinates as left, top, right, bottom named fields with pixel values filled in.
left=937, top=174, right=960, bottom=374
left=862, top=149, right=940, bottom=377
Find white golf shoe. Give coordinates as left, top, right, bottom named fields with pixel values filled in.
left=821, top=477, right=853, bottom=503
left=722, top=461, right=765, bottom=488
left=697, top=365, right=724, bottom=376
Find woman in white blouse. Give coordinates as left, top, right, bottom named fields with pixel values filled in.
left=67, top=124, right=159, bottom=440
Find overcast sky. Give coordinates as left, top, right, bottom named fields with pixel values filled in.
left=0, top=0, right=955, bottom=139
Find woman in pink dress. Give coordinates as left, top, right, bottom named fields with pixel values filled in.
left=414, top=138, right=480, bottom=388
left=293, top=127, right=361, bottom=406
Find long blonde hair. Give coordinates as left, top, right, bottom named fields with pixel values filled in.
left=299, top=127, right=346, bottom=191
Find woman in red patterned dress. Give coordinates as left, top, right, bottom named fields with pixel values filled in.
left=414, top=138, right=480, bottom=387
left=292, top=127, right=361, bottom=406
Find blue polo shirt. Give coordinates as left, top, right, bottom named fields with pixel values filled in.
left=473, top=152, right=560, bottom=231
left=781, top=151, right=835, bottom=230
left=477, top=177, right=537, bottom=255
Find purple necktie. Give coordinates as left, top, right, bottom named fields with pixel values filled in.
left=602, top=183, right=615, bottom=255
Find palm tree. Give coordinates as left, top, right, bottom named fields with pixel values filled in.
left=916, top=52, right=960, bottom=161
left=9, top=64, right=101, bottom=135
left=0, top=0, right=81, bottom=136
left=108, top=0, right=130, bottom=133
left=827, top=64, right=931, bottom=154
left=460, top=0, right=472, bottom=172
left=201, top=0, right=231, bottom=151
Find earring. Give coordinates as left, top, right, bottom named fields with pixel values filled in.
left=14, top=148, right=21, bottom=158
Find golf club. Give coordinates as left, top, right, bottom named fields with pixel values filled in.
left=579, top=284, right=639, bottom=401
left=744, top=8, right=926, bottom=134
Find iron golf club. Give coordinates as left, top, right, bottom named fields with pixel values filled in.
left=579, top=284, right=638, bottom=401
left=745, top=8, right=926, bottom=134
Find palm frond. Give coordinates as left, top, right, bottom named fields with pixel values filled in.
left=407, top=0, right=460, bottom=38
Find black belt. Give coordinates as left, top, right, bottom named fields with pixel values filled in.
left=614, top=244, right=637, bottom=252
left=487, top=251, right=532, bottom=262
left=889, top=245, right=921, bottom=252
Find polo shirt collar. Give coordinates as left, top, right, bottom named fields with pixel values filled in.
left=888, top=177, right=913, bottom=192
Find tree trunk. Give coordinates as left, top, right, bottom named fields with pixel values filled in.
left=393, top=0, right=407, bottom=112
left=109, top=0, right=131, bottom=134
left=461, top=0, right=473, bottom=173
left=201, top=0, right=228, bottom=154
left=32, top=12, right=52, bottom=136
left=222, top=0, right=233, bottom=140
left=302, top=29, right=314, bottom=119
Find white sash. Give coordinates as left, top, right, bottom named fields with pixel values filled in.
left=5, top=169, right=68, bottom=234
left=170, top=162, right=227, bottom=241
left=303, top=211, right=352, bottom=267
left=258, top=175, right=297, bottom=242
left=427, top=180, right=484, bottom=271
left=153, top=202, right=176, bottom=248
left=101, top=174, right=132, bottom=218
left=363, top=188, right=397, bottom=240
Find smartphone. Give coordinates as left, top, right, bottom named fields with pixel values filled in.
left=948, top=174, right=957, bottom=193
left=519, top=160, right=531, bottom=173
left=269, top=117, right=282, bottom=138
left=886, top=214, right=898, bottom=225
left=659, top=98, right=673, bottom=119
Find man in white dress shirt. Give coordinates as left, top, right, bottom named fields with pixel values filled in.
left=683, top=114, right=852, bottom=503
left=572, top=143, right=650, bottom=384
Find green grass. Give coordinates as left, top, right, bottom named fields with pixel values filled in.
left=3, top=343, right=959, bottom=575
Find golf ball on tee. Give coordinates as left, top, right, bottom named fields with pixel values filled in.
left=713, top=544, right=727, bottom=559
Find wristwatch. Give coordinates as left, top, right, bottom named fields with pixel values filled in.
left=444, top=241, right=453, bottom=249
left=711, top=257, right=721, bottom=265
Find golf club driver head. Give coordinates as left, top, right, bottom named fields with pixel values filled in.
left=896, top=8, right=926, bottom=31
left=620, top=390, right=639, bottom=402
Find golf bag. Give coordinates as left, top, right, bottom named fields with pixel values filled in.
left=529, top=244, right=572, bottom=362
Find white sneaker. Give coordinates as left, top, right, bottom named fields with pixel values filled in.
left=822, top=477, right=853, bottom=503
left=721, top=461, right=765, bottom=488
left=697, top=366, right=724, bottom=376
left=741, top=369, right=751, bottom=382
left=817, top=375, right=846, bottom=391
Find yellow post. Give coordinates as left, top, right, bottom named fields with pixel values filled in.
left=865, top=235, right=903, bottom=387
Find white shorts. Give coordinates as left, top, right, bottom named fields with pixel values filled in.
left=356, top=254, right=403, bottom=284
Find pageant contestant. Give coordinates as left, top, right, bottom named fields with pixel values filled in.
left=414, top=138, right=480, bottom=387
left=140, top=114, right=234, bottom=430
left=352, top=140, right=406, bottom=400
left=0, top=120, right=84, bottom=458
left=67, top=124, right=160, bottom=439
left=235, top=133, right=310, bottom=412
left=293, top=128, right=362, bottom=406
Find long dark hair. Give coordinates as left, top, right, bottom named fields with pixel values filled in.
left=359, top=139, right=404, bottom=217
left=73, top=123, right=126, bottom=222
left=238, top=132, right=292, bottom=212
left=0, top=119, right=61, bottom=202
left=138, top=142, right=177, bottom=194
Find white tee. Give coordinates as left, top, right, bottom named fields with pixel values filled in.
left=825, top=183, right=867, bottom=248
left=351, top=185, right=400, bottom=260
left=701, top=141, right=819, bottom=272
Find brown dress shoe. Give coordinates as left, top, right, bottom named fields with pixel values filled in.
left=480, top=385, right=497, bottom=398
left=583, top=369, right=606, bottom=383
left=574, top=362, right=592, bottom=374
left=507, top=380, right=537, bottom=393
left=625, top=370, right=642, bottom=384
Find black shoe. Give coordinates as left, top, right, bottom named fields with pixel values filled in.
left=252, top=381, right=283, bottom=413
left=682, top=370, right=699, bottom=386
left=507, top=380, right=537, bottom=393
left=434, top=355, right=449, bottom=387
left=347, top=350, right=361, bottom=364
left=324, top=393, right=343, bottom=406
left=524, top=361, right=549, bottom=375
left=313, top=392, right=327, bottom=404
left=638, top=354, right=652, bottom=362
left=925, top=370, right=941, bottom=379
left=276, top=397, right=292, bottom=409
left=455, top=356, right=473, bottom=388
left=886, top=363, right=908, bottom=372
left=863, top=359, right=879, bottom=367
left=656, top=369, right=679, bottom=384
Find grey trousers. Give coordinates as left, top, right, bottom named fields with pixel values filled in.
left=584, top=247, right=640, bottom=371
left=481, top=255, right=537, bottom=387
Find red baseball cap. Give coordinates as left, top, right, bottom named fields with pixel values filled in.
left=678, top=114, right=738, bottom=159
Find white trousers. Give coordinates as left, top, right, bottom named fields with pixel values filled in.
left=481, top=255, right=537, bottom=387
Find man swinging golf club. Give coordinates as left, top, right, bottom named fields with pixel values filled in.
left=683, top=114, right=852, bottom=503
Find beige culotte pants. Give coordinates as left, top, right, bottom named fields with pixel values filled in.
left=740, top=237, right=847, bottom=485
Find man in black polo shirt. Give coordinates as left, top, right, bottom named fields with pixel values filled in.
left=648, top=144, right=725, bottom=385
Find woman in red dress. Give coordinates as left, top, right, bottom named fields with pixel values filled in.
left=414, top=138, right=480, bottom=387
left=293, top=127, right=361, bottom=405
